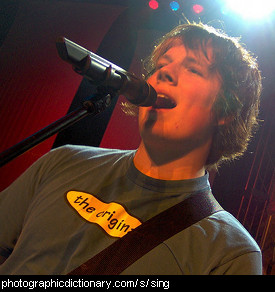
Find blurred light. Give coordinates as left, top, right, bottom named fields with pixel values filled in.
left=193, top=4, right=204, bottom=14
left=223, top=0, right=275, bottom=19
left=170, top=1, right=180, bottom=11
left=149, top=0, right=159, bottom=10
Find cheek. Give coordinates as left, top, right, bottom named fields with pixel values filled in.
left=172, top=105, right=214, bottom=133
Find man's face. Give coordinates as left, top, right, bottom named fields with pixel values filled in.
left=138, top=39, right=222, bottom=153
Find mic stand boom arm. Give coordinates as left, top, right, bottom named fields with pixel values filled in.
left=0, top=36, right=125, bottom=168
left=0, top=91, right=114, bottom=168
left=0, top=36, right=150, bottom=168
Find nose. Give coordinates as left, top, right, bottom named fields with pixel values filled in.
left=157, top=64, right=178, bottom=85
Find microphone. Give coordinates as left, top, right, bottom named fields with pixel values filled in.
left=56, top=37, right=157, bottom=107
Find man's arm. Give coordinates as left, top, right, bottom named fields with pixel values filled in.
left=0, top=147, right=64, bottom=264
left=210, top=251, right=262, bottom=275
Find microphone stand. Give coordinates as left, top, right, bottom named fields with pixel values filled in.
left=0, top=89, right=115, bottom=168
left=0, top=36, right=144, bottom=168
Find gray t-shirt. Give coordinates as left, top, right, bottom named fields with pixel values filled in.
left=0, top=145, right=262, bottom=275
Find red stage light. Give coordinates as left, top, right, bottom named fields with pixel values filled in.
left=149, top=0, right=159, bottom=10
left=193, top=4, right=204, bottom=14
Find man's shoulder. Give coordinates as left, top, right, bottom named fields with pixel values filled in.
left=48, top=144, right=135, bottom=162
left=163, top=210, right=261, bottom=274
left=33, top=145, right=135, bottom=177
left=205, top=211, right=261, bottom=252
left=168, top=210, right=260, bottom=253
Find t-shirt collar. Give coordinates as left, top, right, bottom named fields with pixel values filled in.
left=126, top=159, right=210, bottom=194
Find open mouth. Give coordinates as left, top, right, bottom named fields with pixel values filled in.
left=152, top=94, right=177, bottom=109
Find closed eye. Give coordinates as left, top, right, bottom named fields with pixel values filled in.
left=155, top=62, right=167, bottom=70
left=188, top=67, right=203, bottom=77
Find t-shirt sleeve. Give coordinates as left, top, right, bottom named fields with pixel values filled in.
left=0, top=146, right=69, bottom=260
left=0, top=157, right=44, bottom=259
left=210, top=251, right=262, bottom=275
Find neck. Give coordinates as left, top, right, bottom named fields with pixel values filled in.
left=134, top=141, right=210, bottom=180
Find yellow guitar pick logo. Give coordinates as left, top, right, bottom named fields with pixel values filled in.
left=66, top=191, right=142, bottom=238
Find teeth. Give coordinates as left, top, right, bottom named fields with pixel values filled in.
left=154, top=94, right=176, bottom=109
left=157, top=94, right=169, bottom=99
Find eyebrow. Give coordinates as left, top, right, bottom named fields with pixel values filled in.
left=157, top=54, right=172, bottom=63
left=182, top=56, right=203, bottom=67
left=185, top=56, right=200, bottom=63
left=158, top=54, right=208, bottom=70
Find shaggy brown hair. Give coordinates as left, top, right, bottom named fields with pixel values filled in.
left=123, top=23, right=262, bottom=170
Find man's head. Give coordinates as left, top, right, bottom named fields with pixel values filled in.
left=139, top=23, right=262, bottom=170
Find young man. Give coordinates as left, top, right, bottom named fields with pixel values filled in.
left=0, top=23, right=262, bottom=274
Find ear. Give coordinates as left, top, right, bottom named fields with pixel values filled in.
left=217, top=115, right=234, bottom=126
